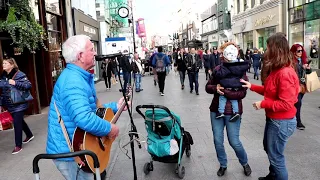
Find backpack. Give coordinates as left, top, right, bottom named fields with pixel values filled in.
left=155, top=55, right=166, bottom=72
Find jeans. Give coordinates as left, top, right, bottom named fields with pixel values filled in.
left=210, top=112, right=248, bottom=168
left=178, top=70, right=186, bottom=86
left=263, top=118, right=296, bottom=180
left=122, top=71, right=131, bottom=93
left=253, top=66, right=259, bottom=78
left=294, top=93, right=304, bottom=125
left=218, top=96, right=239, bottom=114
left=53, top=160, right=93, bottom=180
left=134, top=73, right=142, bottom=91
left=157, top=72, right=166, bottom=93
left=12, top=111, right=33, bottom=147
left=188, top=72, right=199, bottom=92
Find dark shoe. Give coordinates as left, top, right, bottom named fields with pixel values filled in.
left=23, top=136, right=34, bottom=144
left=258, top=174, right=276, bottom=180
left=257, top=77, right=259, bottom=80
left=216, top=113, right=225, bottom=119
left=190, top=90, right=193, bottom=93
left=297, top=123, right=305, bottom=130
left=230, top=113, right=240, bottom=122
left=182, top=85, right=185, bottom=90
left=254, top=75, right=256, bottom=79
left=12, top=147, right=22, bottom=155
left=217, top=167, right=227, bottom=177
left=196, top=92, right=199, bottom=95
left=243, top=164, right=252, bottom=176
left=154, top=80, right=157, bottom=86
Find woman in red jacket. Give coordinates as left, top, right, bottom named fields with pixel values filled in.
left=241, top=33, right=300, bottom=180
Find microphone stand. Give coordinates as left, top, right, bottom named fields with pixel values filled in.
left=115, top=55, right=141, bottom=180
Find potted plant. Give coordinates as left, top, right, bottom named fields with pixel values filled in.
left=0, top=0, right=47, bottom=53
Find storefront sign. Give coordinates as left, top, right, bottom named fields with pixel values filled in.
left=208, top=34, right=218, bottom=42
left=254, top=15, right=275, bottom=27
left=83, top=25, right=96, bottom=35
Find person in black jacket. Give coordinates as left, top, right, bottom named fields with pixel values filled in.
left=101, top=59, right=113, bottom=90
left=176, top=48, right=187, bottom=89
left=186, top=48, right=202, bottom=95
left=209, top=47, right=220, bottom=71
left=214, top=44, right=249, bottom=122
left=119, top=50, right=132, bottom=93
left=203, top=49, right=211, bottom=80
left=0, top=58, right=34, bottom=154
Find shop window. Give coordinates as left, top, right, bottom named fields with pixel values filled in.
left=293, top=0, right=304, bottom=7
left=45, top=0, right=60, bottom=14
left=289, top=22, right=304, bottom=45
left=290, top=6, right=304, bottom=23
left=304, top=19, right=319, bottom=69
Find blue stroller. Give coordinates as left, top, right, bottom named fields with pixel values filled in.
left=136, top=105, right=194, bottom=179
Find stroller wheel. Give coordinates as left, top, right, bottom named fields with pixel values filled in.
left=177, top=165, right=185, bottom=179
left=143, top=162, right=152, bottom=175
left=186, top=149, right=191, bottom=157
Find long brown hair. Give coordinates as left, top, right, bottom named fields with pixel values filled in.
left=3, top=58, right=19, bottom=69
left=264, top=32, right=294, bottom=72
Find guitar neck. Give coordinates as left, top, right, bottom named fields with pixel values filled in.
left=110, top=94, right=130, bottom=124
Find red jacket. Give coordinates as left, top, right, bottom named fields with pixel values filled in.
left=250, top=67, right=300, bottom=119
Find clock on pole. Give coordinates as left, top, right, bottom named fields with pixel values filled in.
left=118, top=6, right=129, bottom=18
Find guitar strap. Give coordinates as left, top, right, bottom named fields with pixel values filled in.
left=53, top=101, right=83, bottom=165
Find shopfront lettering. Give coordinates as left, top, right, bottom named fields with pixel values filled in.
left=254, top=15, right=275, bottom=27
left=83, top=25, right=96, bottom=35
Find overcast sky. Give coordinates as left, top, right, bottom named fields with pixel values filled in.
left=134, top=0, right=212, bottom=38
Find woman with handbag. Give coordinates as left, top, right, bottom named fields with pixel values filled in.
left=0, top=58, right=34, bottom=154
left=290, top=44, right=312, bottom=130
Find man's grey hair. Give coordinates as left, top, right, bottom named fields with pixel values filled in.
left=62, top=35, right=91, bottom=63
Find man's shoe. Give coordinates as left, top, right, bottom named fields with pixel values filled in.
left=190, top=90, right=193, bottom=93
left=216, top=113, right=224, bottom=119
left=154, top=80, right=157, bottom=86
left=160, top=92, right=165, bottom=96
left=12, top=147, right=22, bottom=155
left=258, top=174, right=276, bottom=180
left=297, top=123, right=305, bottom=130
left=243, top=164, right=252, bottom=176
left=23, top=136, right=34, bottom=144
left=230, top=113, right=240, bottom=122
left=196, top=92, right=199, bottom=95
left=181, top=85, right=185, bottom=90
left=217, top=167, right=227, bottom=177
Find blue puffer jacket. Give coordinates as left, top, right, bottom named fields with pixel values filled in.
left=0, top=69, right=31, bottom=113
left=46, top=64, right=118, bottom=161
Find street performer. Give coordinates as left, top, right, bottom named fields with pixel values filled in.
left=46, top=35, right=129, bottom=180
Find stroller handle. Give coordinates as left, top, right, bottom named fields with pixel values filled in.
left=32, top=150, right=100, bottom=174
left=136, top=105, right=175, bottom=120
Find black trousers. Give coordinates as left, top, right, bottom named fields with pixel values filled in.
left=294, top=93, right=304, bottom=125
left=104, top=75, right=111, bottom=88
left=157, top=72, right=166, bottom=93
left=205, top=68, right=209, bottom=80
left=12, top=111, right=33, bottom=147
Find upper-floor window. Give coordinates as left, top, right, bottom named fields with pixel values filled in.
left=244, top=0, right=248, bottom=11
left=96, top=11, right=100, bottom=17
left=96, top=3, right=100, bottom=8
left=251, top=0, right=255, bottom=8
left=237, top=0, right=240, bottom=13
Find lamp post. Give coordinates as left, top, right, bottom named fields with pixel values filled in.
left=117, top=3, right=136, bottom=53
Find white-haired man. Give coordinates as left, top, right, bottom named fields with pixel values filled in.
left=46, top=35, right=127, bottom=180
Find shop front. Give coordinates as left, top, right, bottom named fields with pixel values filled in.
left=208, top=34, right=218, bottom=49
left=72, top=8, right=101, bottom=81
left=288, top=0, right=320, bottom=73
left=232, top=2, right=281, bottom=51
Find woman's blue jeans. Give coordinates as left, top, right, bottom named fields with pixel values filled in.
left=263, top=117, right=296, bottom=180
left=210, top=112, right=248, bottom=168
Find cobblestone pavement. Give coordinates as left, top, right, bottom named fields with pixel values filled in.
left=0, top=70, right=319, bottom=180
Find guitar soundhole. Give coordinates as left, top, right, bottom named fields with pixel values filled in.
left=96, top=108, right=106, bottom=118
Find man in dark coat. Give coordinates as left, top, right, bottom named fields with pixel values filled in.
left=119, top=50, right=132, bottom=93
left=209, top=47, right=221, bottom=71
left=186, top=48, right=202, bottom=95
left=203, top=49, right=211, bottom=80
left=176, top=48, right=188, bottom=89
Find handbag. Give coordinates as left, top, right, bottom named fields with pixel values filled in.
left=10, top=71, right=34, bottom=104
left=306, top=71, right=320, bottom=93
left=0, top=108, right=13, bottom=131
left=10, top=87, right=34, bottom=104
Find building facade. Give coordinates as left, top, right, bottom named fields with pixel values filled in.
left=232, top=0, right=285, bottom=51
left=288, top=0, right=320, bottom=73
left=200, top=4, right=219, bottom=50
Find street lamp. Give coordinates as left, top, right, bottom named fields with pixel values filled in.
left=117, top=3, right=137, bottom=53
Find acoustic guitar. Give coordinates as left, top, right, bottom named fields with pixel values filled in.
left=72, top=90, right=131, bottom=173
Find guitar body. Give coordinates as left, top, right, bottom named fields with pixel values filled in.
left=72, top=107, right=115, bottom=173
